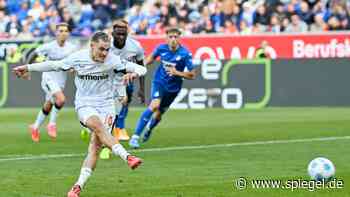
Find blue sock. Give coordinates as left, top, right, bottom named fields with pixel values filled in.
left=135, top=108, right=153, bottom=136
left=148, top=118, right=161, bottom=131
left=116, top=105, right=128, bottom=129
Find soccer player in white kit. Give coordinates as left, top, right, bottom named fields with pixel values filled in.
left=13, top=32, right=145, bottom=197
left=28, top=23, right=76, bottom=142
left=110, top=19, right=145, bottom=141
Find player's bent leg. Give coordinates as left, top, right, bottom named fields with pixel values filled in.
left=86, top=116, right=115, bottom=148
left=142, top=91, right=178, bottom=143
left=130, top=99, right=161, bottom=148
left=85, top=115, right=143, bottom=169
left=47, top=91, right=65, bottom=139
left=83, top=132, right=102, bottom=170
left=68, top=133, right=102, bottom=197
left=142, top=110, right=162, bottom=143
left=30, top=102, right=52, bottom=142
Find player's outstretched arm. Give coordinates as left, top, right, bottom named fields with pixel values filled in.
left=125, top=61, right=147, bottom=76
left=12, top=65, right=30, bottom=79
left=25, top=61, right=66, bottom=72
left=13, top=60, right=71, bottom=78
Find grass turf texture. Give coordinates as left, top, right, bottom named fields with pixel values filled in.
left=0, top=107, right=349, bottom=197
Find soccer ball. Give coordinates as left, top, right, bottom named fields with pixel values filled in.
left=307, top=157, right=335, bottom=181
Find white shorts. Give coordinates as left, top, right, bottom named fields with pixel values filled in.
left=76, top=105, right=115, bottom=134
left=114, top=85, right=126, bottom=99
left=41, top=79, right=63, bottom=102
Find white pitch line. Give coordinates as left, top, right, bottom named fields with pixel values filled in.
left=0, top=135, right=349, bottom=162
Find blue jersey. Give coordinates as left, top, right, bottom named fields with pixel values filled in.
left=152, top=44, right=194, bottom=92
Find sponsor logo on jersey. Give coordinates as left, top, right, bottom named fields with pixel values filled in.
left=161, top=60, right=176, bottom=67
left=78, top=74, right=109, bottom=80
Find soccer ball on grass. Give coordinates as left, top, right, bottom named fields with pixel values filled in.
left=307, top=157, right=335, bottom=181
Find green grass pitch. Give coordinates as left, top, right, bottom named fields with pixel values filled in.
left=0, top=107, right=349, bottom=197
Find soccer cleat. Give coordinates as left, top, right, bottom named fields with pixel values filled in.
left=99, top=147, right=111, bottom=159
left=127, top=155, right=143, bottom=170
left=47, top=123, right=57, bottom=139
left=67, top=185, right=81, bottom=197
left=118, top=128, right=130, bottom=141
left=29, top=125, right=40, bottom=142
left=142, top=129, right=153, bottom=143
left=128, top=137, right=140, bottom=149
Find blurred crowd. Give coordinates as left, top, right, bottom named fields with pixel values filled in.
left=0, top=0, right=349, bottom=39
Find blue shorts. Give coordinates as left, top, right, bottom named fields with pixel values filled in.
left=151, top=83, right=179, bottom=113
left=126, top=83, right=134, bottom=104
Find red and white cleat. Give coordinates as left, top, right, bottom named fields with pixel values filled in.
left=47, top=123, right=57, bottom=139
left=127, top=155, right=143, bottom=170
left=29, top=124, right=40, bottom=142
left=67, top=185, right=81, bottom=197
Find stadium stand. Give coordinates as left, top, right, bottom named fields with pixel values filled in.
left=0, top=0, right=349, bottom=38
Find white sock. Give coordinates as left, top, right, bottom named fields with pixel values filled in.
left=75, top=167, right=92, bottom=189
left=49, top=106, right=59, bottom=123
left=131, top=135, right=140, bottom=139
left=33, top=110, right=47, bottom=129
left=112, top=143, right=130, bottom=161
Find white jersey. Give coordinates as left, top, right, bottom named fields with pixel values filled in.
left=35, top=40, right=76, bottom=88
left=28, top=49, right=147, bottom=109
left=110, top=36, right=144, bottom=86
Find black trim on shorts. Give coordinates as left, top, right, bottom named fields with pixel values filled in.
left=45, top=83, right=51, bottom=91
left=110, top=115, right=118, bottom=134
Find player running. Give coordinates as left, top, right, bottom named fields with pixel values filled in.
left=129, top=27, right=197, bottom=148
left=13, top=32, right=146, bottom=197
left=28, top=23, right=76, bottom=142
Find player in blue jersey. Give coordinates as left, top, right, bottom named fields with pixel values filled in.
left=129, top=27, right=197, bottom=148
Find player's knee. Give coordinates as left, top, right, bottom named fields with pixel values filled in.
left=92, top=125, right=105, bottom=135
left=149, top=102, right=160, bottom=112
left=121, top=96, right=128, bottom=105
left=55, top=100, right=65, bottom=109
left=87, top=123, right=104, bottom=135
left=42, top=107, right=51, bottom=115
left=86, top=116, right=105, bottom=134
left=155, top=111, right=162, bottom=120
left=149, top=105, right=159, bottom=112
left=43, top=102, right=52, bottom=114
left=55, top=96, right=65, bottom=108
